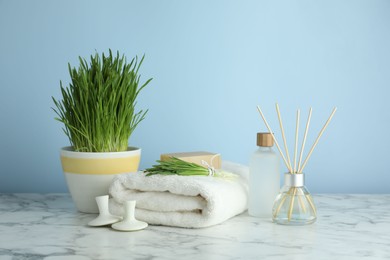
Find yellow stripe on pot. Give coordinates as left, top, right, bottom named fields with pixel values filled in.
left=61, top=155, right=140, bottom=174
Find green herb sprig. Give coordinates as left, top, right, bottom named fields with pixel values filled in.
left=52, top=50, right=152, bottom=152
left=145, top=157, right=237, bottom=179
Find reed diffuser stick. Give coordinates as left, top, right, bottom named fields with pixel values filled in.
left=257, top=106, right=292, bottom=172
left=299, top=107, right=337, bottom=173
left=297, top=108, right=312, bottom=173
left=293, top=109, right=300, bottom=173
left=306, top=194, right=317, bottom=216
left=288, top=188, right=297, bottom=221
left=273, top=193, right=288, bottom=218
left=276, top=103, right=293, bottom=172
left=297, top=189, right=307, bottom=213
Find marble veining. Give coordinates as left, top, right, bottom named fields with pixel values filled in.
left=0, top=194, right=389, bottom=259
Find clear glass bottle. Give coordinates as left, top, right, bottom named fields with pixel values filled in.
left=248, top=133, right=280, bottom=218
left=272, top=173, right=317, bottom=225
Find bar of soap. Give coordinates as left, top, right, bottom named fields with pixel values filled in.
left=160, top=152, right=221, bottom=169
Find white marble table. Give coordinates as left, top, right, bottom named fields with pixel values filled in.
left=0, top=194, right=389, bottom=260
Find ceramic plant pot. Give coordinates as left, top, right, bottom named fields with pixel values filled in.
left=60, top=146, right=141, bottom=213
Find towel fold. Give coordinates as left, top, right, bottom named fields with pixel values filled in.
left=109, top=161, right=249, bottom=228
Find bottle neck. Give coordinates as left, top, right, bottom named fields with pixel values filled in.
left=257, top=146, right=273, bottom=151
left=284, top=173, right=305, bottom=187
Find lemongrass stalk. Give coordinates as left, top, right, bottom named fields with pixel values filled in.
left=145, top=157, right=237, bottom=178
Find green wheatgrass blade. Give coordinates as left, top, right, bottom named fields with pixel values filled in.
left=144, top=157, right=238, bottom=179
left=51, top=50, right=152, bottom=152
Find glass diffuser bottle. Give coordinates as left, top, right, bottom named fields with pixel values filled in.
left=272, top=173, right=316, bottom=225
left=257, top=104, right=337, bottom=226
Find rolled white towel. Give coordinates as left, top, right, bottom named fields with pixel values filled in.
left=109, top=161, right=249, bottom=228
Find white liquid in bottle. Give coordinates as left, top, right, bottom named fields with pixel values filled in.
left=248, top=133, right=280, bottom=218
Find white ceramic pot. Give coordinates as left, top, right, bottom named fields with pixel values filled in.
left=60, top=146, right=141, bottom=213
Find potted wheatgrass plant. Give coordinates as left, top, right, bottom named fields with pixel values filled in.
left=52, top=50, right=152, bottom=213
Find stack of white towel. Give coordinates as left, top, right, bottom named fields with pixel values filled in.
left=109, top=161, right=249, bottom=228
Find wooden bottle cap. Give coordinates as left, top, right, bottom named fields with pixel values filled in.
left=257, top=133, right=274, bottom=147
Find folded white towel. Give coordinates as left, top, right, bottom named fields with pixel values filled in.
left=109, top=161, right=249, bottom=228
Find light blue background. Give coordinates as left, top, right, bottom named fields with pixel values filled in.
left=1, top=0, right=389, bottom=193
